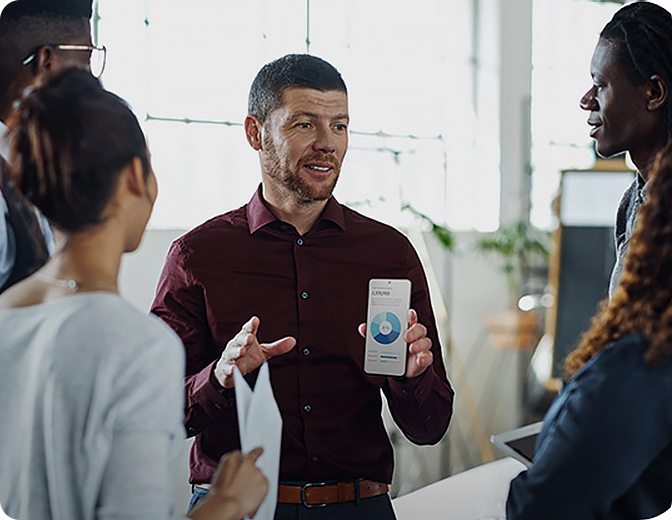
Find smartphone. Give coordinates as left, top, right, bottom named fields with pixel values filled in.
left=364, top=278, right=411, bottom=377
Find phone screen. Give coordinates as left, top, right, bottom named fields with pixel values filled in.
left=364, top=279, right=411, bottom=377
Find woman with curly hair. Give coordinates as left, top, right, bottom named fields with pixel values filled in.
left=507, top=139, right=672, bottom=518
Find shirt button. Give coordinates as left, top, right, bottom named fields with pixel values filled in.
left=312, top=455, right=319, bottom=462
left=302, top=348, right=311, bottom=356
left=301, top=291, right=309, bottom=300
left=187, top=426, right=196, bottom=434
left=297, top=238, right=304, bottom=246
left=214, top=402, right=223, bottom=410
left=303, top=404, right=312, bottom=413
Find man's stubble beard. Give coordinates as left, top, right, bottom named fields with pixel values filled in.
left=262, top=134, right=341, bottom=204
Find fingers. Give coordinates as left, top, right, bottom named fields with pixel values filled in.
left=403, top=309, right=434, bottom=378
left=242, top=315, right=260, bottom=335
left=406, top=349, right=434, bottom=379
left=414, top=350, right=434, bottom=369
left=358, top=323, right=367, bottom=338
left=404, top=322, right=428, bottom=346
left=404, top=309, right=424, bottom=343
left=246, top=446, right=264, bottom=462
left=261, top=336, right=296, bottom=358
left=407, top=308, right=418, bottom=327
left=226, top=318, right=260, bottom=361
left=215, top=317, right=261, bottom=384
left=408, top=335, right=432, bottom=355
left=203, top=448, right=269, bottom=520
left=234, top=317, right=260, bottom=354
left=247, top=474, right=270, bottom=519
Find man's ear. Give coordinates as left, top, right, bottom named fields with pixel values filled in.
left=34, top=46, right=56, bottom=75
left=647, top=74, right=668, bottom=112
left=245, top=114, right=263, bottom=151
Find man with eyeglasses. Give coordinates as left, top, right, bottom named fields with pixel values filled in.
left=0, top=0, right=101, bottom=293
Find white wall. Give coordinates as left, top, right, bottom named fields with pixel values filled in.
left=119, top=229, right=185, bottom=313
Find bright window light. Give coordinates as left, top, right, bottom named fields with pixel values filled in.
left=96, top=0, right=500, bottom=231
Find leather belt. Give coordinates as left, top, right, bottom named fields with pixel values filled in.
left=277, top=479, right=389, bottom=508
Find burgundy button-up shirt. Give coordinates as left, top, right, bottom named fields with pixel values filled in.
left=151, top=187, right=454, bottom=485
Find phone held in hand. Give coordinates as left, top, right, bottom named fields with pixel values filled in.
left=364, top=279, right=411, bottom=377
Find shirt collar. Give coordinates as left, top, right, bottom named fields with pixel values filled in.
left=636, top=172, right=647, bottom=204
left=246, top=184, right=346, bottom=234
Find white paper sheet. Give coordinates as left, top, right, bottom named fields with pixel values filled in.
left=234, top=362, right=282, bottom=520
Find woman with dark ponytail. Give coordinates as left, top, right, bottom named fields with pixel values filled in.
left=579, top=1, right=672, bottom=297
left=0, top=68, right=267, bottom=520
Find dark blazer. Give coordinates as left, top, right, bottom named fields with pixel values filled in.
left=0, top=158, right=49, bottom=293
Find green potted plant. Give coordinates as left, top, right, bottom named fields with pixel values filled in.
left=475, top=221, right=550, bottom=350
left=401, top=204, right=455, bottom=252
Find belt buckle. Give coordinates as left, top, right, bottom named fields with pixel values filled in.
left=301, top=481, right=328, bottom=508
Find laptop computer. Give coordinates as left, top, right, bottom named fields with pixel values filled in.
left=490, top=421, right=543, bottom=468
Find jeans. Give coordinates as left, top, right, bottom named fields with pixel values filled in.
left=187, top=485, right=209, bottom=512
left=274, top=494, right=396, bottom=520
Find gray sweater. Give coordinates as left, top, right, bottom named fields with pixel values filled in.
left=0, top=293, right=187, bottom=520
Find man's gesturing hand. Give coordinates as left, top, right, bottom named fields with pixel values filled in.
left=214, top=316, right=296, bottom=389
left=358, top=309, right=433, bottom=379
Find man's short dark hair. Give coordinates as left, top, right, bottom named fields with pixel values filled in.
left=0, top=0, right=93, bottom=104
left=248, top=54, right=347, bottom=124
left=0, top=0, right=92, bottom=23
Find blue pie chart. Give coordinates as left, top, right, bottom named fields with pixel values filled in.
left=370, top=311, right=402, bottom=345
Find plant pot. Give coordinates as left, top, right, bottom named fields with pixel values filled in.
left=483, top=309, right=541, bottom=351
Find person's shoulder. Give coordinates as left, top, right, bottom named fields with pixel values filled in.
left=164, top=205, right=249, bottom=267
left=577, top=333, right=645, bottom=374
left=616, top=176, right=641, bottom=217
left=573, top=333, right=672, bottom=394
left=341, top=204, right=410, bottom=241
left=67, top=294, right=181, bottom=351
left=74, top=295, right=185, bottom=376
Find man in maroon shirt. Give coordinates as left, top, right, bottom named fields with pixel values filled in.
left=151, top=54, right=454, bottom=520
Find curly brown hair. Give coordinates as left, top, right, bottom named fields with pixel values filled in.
left=564, top=138, right=672, bottom=378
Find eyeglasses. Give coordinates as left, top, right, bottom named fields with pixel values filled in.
left=22, top=44, right=107, bottom=78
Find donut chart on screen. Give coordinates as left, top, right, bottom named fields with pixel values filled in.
left=370, top=311, right=402, bottom=345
